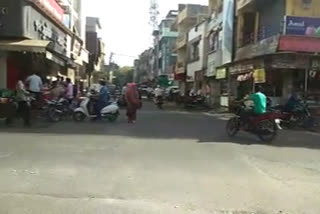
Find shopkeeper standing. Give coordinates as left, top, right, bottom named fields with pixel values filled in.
left=26, top=72, right=43, bottom=100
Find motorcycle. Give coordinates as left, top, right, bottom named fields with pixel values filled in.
left=73, top=93, right=120, bottom=122
left=46, top=98, right=74, bottom=122
left=184, top=95, right=206, bottom=109
left=274, top=100, right=319, bottom=130
left=226, top=102, right=282, bottom=142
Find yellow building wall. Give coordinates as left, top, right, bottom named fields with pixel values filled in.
left=286, top=0, right=320, bottom=17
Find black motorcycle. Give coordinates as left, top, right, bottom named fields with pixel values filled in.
left=47, top=98, right=73, bottom=122
left=184, top=95, right=206, bottom=109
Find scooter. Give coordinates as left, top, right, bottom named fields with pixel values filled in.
left=73, top=94, right=120, bottom=122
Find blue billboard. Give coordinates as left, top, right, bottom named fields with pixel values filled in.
left=285, top=16, right=320, bottom=37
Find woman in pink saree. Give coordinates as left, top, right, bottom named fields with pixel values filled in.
left=125, top=83, right=140, bottom=123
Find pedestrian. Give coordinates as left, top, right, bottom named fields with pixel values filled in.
left=25, top=72, right=43, bottom=101
left=16, top=78, right=31, bottom=126
left=125, top=83, right=141, bottom=124
left=65, top=78, right=74, bottom=104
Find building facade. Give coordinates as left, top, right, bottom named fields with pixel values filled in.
left=85, top=17, right=105, bottom=84
left=206, top=0, right=235, bottom=107
left=158, top=10, right=178, bottom=80
left=174, top=4, right=208, bottom=94
left=224, top=0, right=320, bottom=115
left=0, top=0, right=76, bottom=89
left=186, top=21, right=207, bottom=91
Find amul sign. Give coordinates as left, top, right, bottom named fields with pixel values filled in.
left=34, top=0, right=64, bottom=22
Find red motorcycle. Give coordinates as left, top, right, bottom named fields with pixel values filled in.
left=226, top=102, right=282, bottom=142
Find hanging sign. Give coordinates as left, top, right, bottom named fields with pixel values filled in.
left=254, top=68, right=266, bottom=83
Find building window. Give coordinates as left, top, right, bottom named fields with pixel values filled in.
left=302, top=0, right=312, bottom=9
left=189, top=41, right=200, bottom=61
left=209, top=31, right=219, bottom=52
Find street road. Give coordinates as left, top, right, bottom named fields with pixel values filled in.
left=0, top=102, right=319, bottom=214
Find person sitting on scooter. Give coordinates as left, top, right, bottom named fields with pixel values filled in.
left=94, top=79, right=110, bottom=119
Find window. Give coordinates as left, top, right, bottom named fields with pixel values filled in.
left=209, top=31, right=219, bottom=52
left=189, top=41, right=200, bottom=61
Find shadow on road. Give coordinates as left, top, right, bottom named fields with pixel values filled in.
left=0, top=102, right=319, bottom=150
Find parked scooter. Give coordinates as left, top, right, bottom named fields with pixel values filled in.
left=226, top=101, right=282, bottom=142
left=73, top=92, right=120, bottom=122
left=184, top=95, right=206, bottom=109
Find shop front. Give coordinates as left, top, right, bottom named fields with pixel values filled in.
left=215, top=67, right=229, bottom=107
left=0, top=0, right=72, bottom=89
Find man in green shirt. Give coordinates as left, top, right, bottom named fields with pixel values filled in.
left=249, top=85, right=267, bottom=115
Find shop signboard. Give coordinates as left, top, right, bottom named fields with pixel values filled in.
left=285, top=16, right=320, bottom=37
left=254, top=68, right=266, bottom=83
left=25, top=6, right=68, bottom=56
left=216, top=68, right=227, bottom=79
left=35, top=0, right=64, bottom=22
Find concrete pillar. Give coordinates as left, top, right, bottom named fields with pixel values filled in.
left=0, top=52, right=7, bottom=89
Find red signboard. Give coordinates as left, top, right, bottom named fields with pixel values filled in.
left=35, top=0, right=64, bottom=22
left=279, top=35, right=320, bottom=53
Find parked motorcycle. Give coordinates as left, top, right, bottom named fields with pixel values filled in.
left=226, top=102, right=282, bottom=142
left=73, top=93, right=120, bottom=122
left=46, top=98, right=73, bottom=122
left=274, top=100, right=319, bottom=130
left=184, top=95, right=206, bottom=109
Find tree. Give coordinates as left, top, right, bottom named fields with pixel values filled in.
left=113, top=66, right=134, bottom=86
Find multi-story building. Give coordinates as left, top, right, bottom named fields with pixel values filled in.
left=206, top=0, right=235, bottom=107
left=0, top=0, right=85, bottom=89
left=174, top=4, right=208, bottom=94
left=186, top=20, right=207, bottom=91
left=86, top=17, right=105, bottom=84
left=157, top=10, right=178, bottom=80
left=225, top=0, right=320, bottom=115
left=135, top=48, right=154, bottom=83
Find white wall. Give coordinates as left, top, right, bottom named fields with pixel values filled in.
left=187, top=21, right=207, bottom=82
left=0, top=52, right=7, bottom=89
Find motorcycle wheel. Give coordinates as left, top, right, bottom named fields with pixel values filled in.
left=226, top=117, right=240, bottom=137
left=257, top=120, right=277, bottom=143
left=47, top=107, right=61, bottom=122
left=73, top=112, right=86, bottom=122
left=106, top=112, right=119, bottom=122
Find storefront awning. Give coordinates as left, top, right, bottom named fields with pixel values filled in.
left=0, top=40, right=51, bottom=53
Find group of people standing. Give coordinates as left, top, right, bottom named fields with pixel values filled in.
left=15, top=72, right=76, bottom=126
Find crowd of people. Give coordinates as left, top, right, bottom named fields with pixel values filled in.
left=15, top=72, right=78, bottom=126
left=13, top=72, right=142, bottom=126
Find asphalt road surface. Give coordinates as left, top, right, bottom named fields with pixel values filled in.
left=0, top=102, right=319, bottom=214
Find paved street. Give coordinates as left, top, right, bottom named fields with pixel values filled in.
left=0, top=102, right=319, bottom=214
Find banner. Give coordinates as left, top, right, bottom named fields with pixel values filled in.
left=222, top=0, right=235, bottom=64
left=285, top=16, right=320, bottom=37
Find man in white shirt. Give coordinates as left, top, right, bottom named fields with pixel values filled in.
left=26, top=72, right=43, bottom=100
left=154, top=86, right=163, bottom=98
